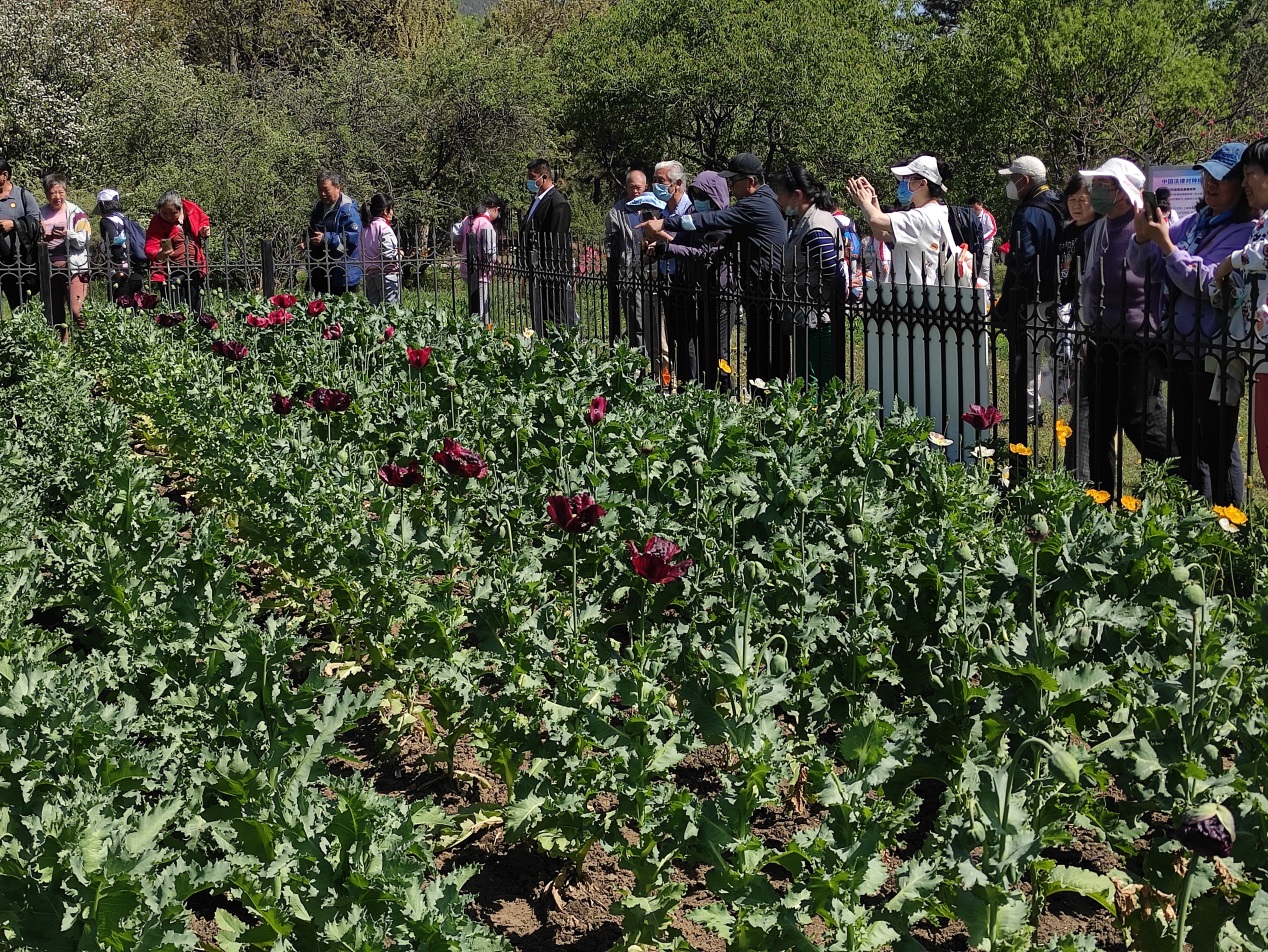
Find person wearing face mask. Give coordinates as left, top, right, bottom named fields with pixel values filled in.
left=1079, top=157, right=1175, bottom=494
left=640, top=152, right=786, bottom=387
left=771, top=166, right=845, bottom=399
left=1126, top=143, right=1254, bottom=506
left=521, top=157, right=575, bottom=333
left=1058, top=173, right=1101, bottom=481
left=997, top=155, right=1064, bottom=442
left=650, top=170, right=736, bottom=389
left=1211, top=137, right=1268, bottom=494
left=648, top=160, right=693, bottom=385
left=605, top=169, right=652, bottom=353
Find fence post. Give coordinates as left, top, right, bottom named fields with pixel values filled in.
left=261, top=239, right=275, bottom=299
left=36, top=243, right=53, bottom=327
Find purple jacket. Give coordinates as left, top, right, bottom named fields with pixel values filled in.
left=1126, top=211, right=1256, bottom=341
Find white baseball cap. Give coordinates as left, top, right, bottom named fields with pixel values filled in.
left=1079, top=158, right=1145, bottom=209
left=890, top=155, right=943, bottom=186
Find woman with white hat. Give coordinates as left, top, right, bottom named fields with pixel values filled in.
left=1079, top=157, right=1175, bottom=493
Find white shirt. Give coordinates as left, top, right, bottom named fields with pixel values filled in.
left=888, top=203, right=955, bottom=286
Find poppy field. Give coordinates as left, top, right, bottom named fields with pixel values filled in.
left=2, top=294, right=1268, bottom=952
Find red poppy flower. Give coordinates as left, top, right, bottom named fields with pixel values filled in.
left=322, top=323, right=343, bottom=340
left=269, top=293, right=298, bottom=308
left=586, top=396, right=607, bottom=427
left=246, top=313, right=269, bottom=328
left=547, top=494, right=606, bottom=533
left=381, top=325, right=395, bottom=342
left=115, top=294, right=135, bottom=308
left=961, top=403, right=1002, bottom=431
left=378, top=460, right=423, bottom=488
left=432, top=437, right=488, bottom=479
left=212, top=340, right=249, bottom=361
left=267, top=308, right=294, bottom=326
left=135, top=292, right=159, bottom=310
left=271, top=393, right=293, bottom=415
left=627, top=536, right=693, bottom=583
left=197, top=313, right=219, bottom=330
left=304, top=387, right=352, bottom=413
left=407, top=346, right=432, bottom=369
left=307, top=299, right=327, bottom=317
left=155, top=312, right=186, bottom=328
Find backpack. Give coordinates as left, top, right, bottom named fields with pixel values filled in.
left=108, top=213, right=149, bottom=270
left=947, top=205, right=985, bottom=259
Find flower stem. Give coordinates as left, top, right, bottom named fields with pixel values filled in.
left=1173, top=863, right=1197, bottom=952
left=571, top=538, right=579, bottom=641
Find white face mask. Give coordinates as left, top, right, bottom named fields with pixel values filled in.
left=1006, top=179, right=1022, bottom=201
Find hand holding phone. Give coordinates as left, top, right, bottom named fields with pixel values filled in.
left=1142, top=190, right=1160, bottom=221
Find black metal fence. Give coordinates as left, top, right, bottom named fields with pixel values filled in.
left=3, top=219, right=1265, bottom=507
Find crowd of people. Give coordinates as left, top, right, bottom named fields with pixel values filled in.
left=1, top=141, right=1267, bottom=503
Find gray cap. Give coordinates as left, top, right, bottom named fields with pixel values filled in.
left=998, top=155, right=1047, bottom=179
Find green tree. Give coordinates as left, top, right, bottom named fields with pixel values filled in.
left=553, top=0, right=919, bottom=197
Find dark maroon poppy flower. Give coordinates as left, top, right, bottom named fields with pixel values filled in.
left=246, top=313, right=269, bottom=328
left=1179, top=804, right=1236, bottom=858
left=269, top=308, right=294, bottom=326
left=378, top=460, right=423, bottom=488
left=304, top=387, right=352, bottom=413
left=627, top=536, right=693, bottom=584
left=547, top=494, right=606, bottom=533
left=586, top=396, right=607, bottom=427
left=407, top=346, right=432, bottom=369
left=961, top=403, right=1002, bottom=431
left=271, top=393, right=293, bottom=415
left=381, top=325, right=395, bottom=342
left=212, top=340, right=249, bottom=361
left=135, top=292, right=159, bottom=310
left=432, top=437, right=488, bottom=479
left=307, top=299, right=327, bottom=317
left=115, top=294, right=135, bottom=308
left=269, top=293, right=298, bottom=308
left=322, top=323, right=343, bottom=340
left=155, top=312, right=186, bottom=328
left=197, top=313, right=219, bottom=330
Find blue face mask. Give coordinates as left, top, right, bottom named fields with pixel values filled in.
left=527, top=178, right=539, bottom=195
left=652, top=183, right=671, bottom=203
left=896, top=181, right=913, bottom=205
left=692, top=198, right=711, bottom=213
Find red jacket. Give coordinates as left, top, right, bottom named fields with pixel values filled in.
left=145, top=200, right=210, bottom=281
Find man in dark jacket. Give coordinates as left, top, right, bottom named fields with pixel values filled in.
left=998, top=154, right=1064, bottom=443
left=646, top=153, right=786, bottom=385
left=521, top=158, right=575, bottom=333
left=307, top=171, right=362, bottom=295
left=0, top=159, right=40, bottom=316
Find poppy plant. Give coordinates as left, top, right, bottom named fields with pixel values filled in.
left=1120, top=495, right=1142, bottom=512
left=1055, top=419, right=1073, bottom=448
left=627, top=536, right=693, bottom=584
left=305, top=387, right=352, bottom=413
left=961, top=403, right=1002, bottom=431
left=271, top=394, right=293, bottom=415
left=134, top=292, right=159, bottom=310
left=433, top=438, right=488, bottom=479
left=307, top=299, right=327, bottom=317
left=322, top=323, right=343, bottom=340
left=547, top=494, right=606, bottom=533
left=1086, top=488, right=1110, bottom=504
left=1008, top=442, right=1033, bottom=457
left=378, top=460, right=423, bottom=488
left=155, top=312, right=185, bottom=328
left=381, top=325, right=395, bottom=342
left=586, top=396, right=607, bottom=426
left=268, top=309, right=294, bottom=326
left=246, top=313, right=269, bottom=329
left=407, top=346, right=432, bottom=369
left=197, top=313, right=219, bottom=330
left=212, top=340, right=249, bottom=361
left=269, top=293, right=298, bottom=308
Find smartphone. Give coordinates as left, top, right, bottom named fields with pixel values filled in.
left=639, top=209, right=657, bottom=223
left=160, top=238, right=174, bottom=254
left=1142, top=190, right=1160, bottom=218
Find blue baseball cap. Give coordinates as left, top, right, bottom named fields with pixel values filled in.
left=1195, top=142, right=1248, bottom=181
left=627, top=192, right=666, bottom=210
